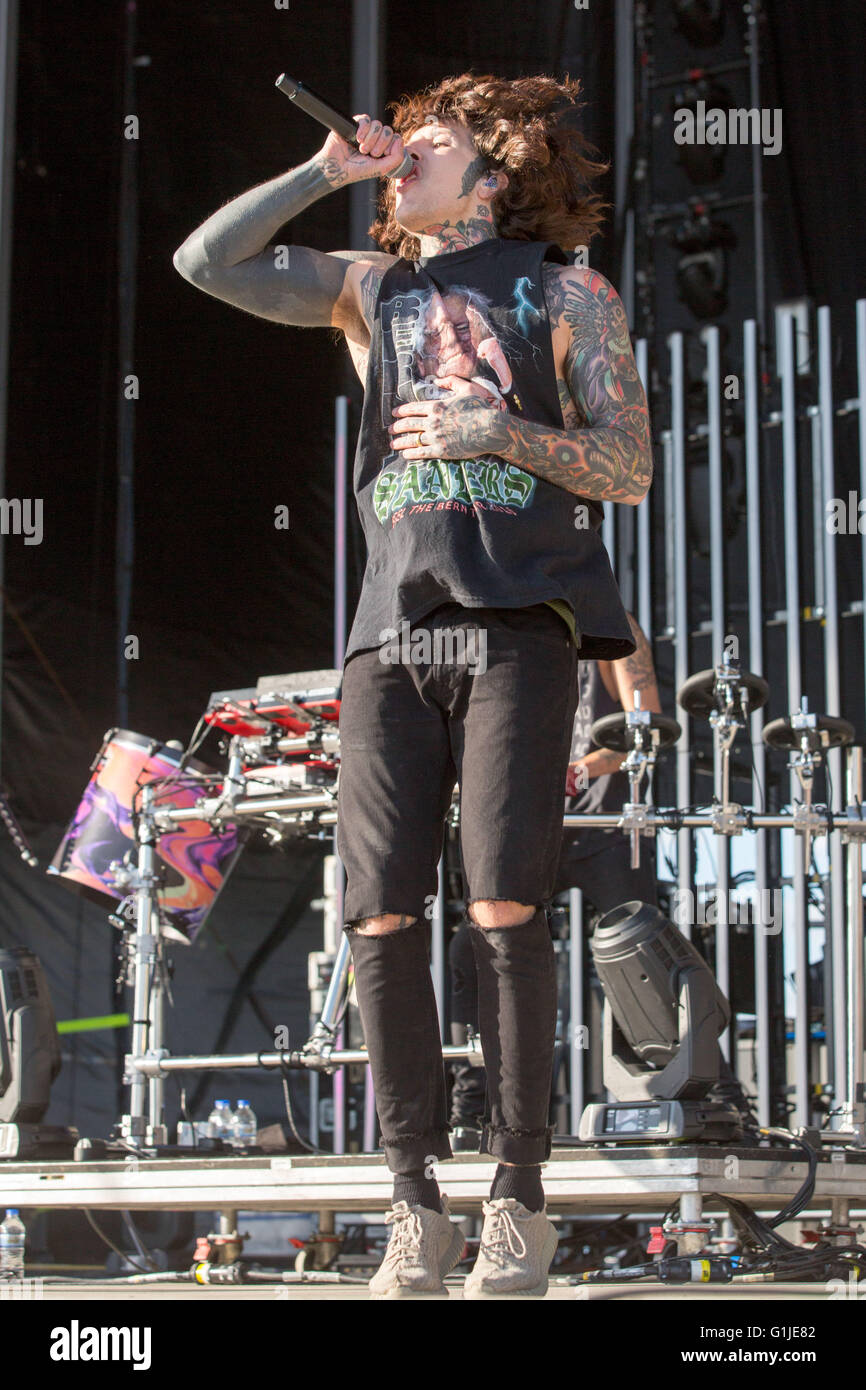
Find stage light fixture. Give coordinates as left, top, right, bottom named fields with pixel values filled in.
left=672, top=80, right=733, bottom=184
left=673, top=0, right=725, bottom=47
left=671, top=208, right=736, bottom=319
left=0, top=948, right=74, bottom=1157
left=578, top=901, right=742, bottom=1142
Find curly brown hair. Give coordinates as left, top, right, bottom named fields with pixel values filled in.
left=369, top=72, right=610, bottom=259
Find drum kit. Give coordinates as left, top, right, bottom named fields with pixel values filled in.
left=47, top=730, right=243, bottom=945
left=569, top=657, right=856, bottom=880
left=44, top=655, right=866, bottom=1149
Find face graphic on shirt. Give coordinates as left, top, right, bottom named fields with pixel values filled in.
left=418, top=291, right=475, bottom=378
left=412, top=287, right=513, bottom=409
left=372, top=278, right=539, bottom=526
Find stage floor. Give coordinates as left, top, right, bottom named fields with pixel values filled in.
left=2, top=1143, right=865, bottom=1217
left=24, top=1278, right=838, bottom=1302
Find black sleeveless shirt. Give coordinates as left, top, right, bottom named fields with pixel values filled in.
left=561, top=658, right=631, bottom=860
left=344, top=237, right=635, bottom=664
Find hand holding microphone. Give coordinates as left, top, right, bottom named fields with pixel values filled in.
left=319, top=114, right=411, bottom=186
left=275, top=75, right=413, bottom=184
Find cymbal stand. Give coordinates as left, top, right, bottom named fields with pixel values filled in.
left=786, top=701, right=830, bottom=874
left=620, top=692, right=663, bottom=870
left=836, top=746, right=866, bottom=1142
left=112, top=781, right=169, bottom=1148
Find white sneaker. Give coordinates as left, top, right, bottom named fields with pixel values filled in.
left=369, top=1195, right=465, bottom=1299
left=463, top=1198, right=558, bottom=1299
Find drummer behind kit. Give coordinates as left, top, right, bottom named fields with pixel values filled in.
left=20, top=656, right=855, bottom=1152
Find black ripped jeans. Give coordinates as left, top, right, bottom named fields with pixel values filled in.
left=337, top=603, right=579, bottom=1174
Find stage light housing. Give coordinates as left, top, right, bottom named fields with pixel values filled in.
left=673, top=0, right=725, bottom=47
left=671, top=209, right=736, bottom=319
left=590, top=900, right=730, bottom=1101
left=672, top=80, right=733, bottom=184
left=0, top=947, right=61, bottom=1124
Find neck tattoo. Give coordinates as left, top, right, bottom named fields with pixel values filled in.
left=418, top=202, right=496, bottom=258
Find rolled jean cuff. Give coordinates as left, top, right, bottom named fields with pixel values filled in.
left=381, top=1128, right=454, bottom=1175
left=481, top=1122, right=553, bottom=1165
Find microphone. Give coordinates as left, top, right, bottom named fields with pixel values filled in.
left=275, top=75, right=414, bottom=179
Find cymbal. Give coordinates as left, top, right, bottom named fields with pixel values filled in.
left=762, top=714, right=855, bottom=752
left=678, top=666, right=770, bottom=719
left=590, top=710, right=682, bottom=753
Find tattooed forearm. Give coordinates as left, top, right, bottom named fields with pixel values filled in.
left=618, top=616, right=662, bottom=708
left=174, top=156, right=336, bottom=274
left=621, top=645, right=658, bottom=699
left=172, top=157, right=394, bottom=328
left=484, top=412, right=652, bottom=503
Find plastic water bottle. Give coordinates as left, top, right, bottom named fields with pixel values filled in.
left=230, top=1100, right=257, bottom=1149
left=207, top=1099, right=232, bottom=1142
left=0, top=1210, right=25, bottom=1281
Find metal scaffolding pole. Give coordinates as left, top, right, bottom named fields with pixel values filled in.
left=334, top=396, right=349, bottom=668
left=817, top=307, right=847, bottom=1110
left=614, top=0, right=635, bottom=324
left=744, top=318, right=771, bottom=1124
left=635, top=338, right=651, bottom=639
left=327, top=397, right=349, bottom=1154
left=350, top=0, right=384, bottom=255
left=844, top=749, right=865, bottom=1140
left=663, top=430, right=675, bottom=634
left=778, top=309, right=809, bottom=1127
left=569, top=888, right=585, bottom=1136
left=115, top=0, right=141, bottom=731
left=746, top=0, right=767, bottom=349
left=669, top=332, right=693, bottom=934
left=703, top=325, right=730, bottom=1049
left=858, top=300, right=866, bottom=712
left=0, top=0, right=18, bottom=788
left=603, top=497, right=616, bottom=573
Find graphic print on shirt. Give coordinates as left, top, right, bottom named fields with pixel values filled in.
left=372, top=281, right=540, bottom=527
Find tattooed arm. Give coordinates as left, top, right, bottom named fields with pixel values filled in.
left=614, top=613, right=662, bottom=715
left=569, top=615, right=662, bottom=781
left=172, top=116, right=399, bottom=336
left=491, top=265, right=652, bottom=503
left=389, top=264, right=653, bottom=505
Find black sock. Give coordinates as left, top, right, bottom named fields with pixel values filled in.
left=490, top=1162, right=544, bottom=1212
left=393, top=1169, right=442, bottom=1213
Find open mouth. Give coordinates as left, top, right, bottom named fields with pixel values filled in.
left=396, top=165, right=420, bottom=189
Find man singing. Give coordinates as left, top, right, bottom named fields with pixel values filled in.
left=174, top=72, right=652, bottom=1299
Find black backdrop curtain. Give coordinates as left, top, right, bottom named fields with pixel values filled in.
left=763, top=0, right=866, bottom=380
